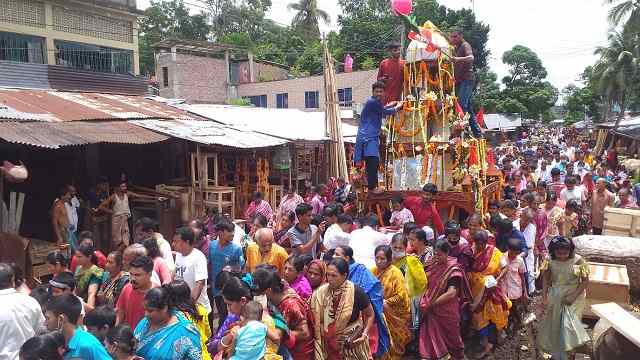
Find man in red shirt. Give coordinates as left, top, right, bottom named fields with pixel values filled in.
left=403, top=183, right=444, bottom=235
left=115, top=255, right=156, bottom=329
left=377, top=42, right=405, bottom=104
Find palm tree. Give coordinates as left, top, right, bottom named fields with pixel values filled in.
left=592, top=28, right=640, bottom=128
left=605, top=0, right=640, bottom=29
left=288, top=0, right=330, bottom=40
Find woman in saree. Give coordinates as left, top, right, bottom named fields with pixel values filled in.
left=334, top=245, right=391, bottom=357
left=74, top=242, right=104, bottom=309
left=538, top=236, right=590, bottom=360
left=390, top=233, right=427, bottom=338
left=210, top=271, right=288, bottom=360
left=468, top=231, right=511, bottom=358
left=419, top=239, right=471, bottom=360
left=253, top=266, right=314, bottom=360
left=97, top=251, right=129, bottom=306
left=284, top=255, right=312, bottom=301
left=372, top=245, right=412, bottom=360
left=311, top=258, right=374, bottom=360
left=134, top=286, right=202, bottom=360
left=305, top=259, right=326, bottom=292
left=166, top=280, right=212, bottom=360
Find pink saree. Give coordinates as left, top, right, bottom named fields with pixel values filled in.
left=419, top=257, right=470, bottom=360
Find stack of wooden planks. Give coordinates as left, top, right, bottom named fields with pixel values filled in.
left=0, top=191, right=25, bottom=234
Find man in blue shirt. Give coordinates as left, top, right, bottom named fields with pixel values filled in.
left=45, top=293, right=111, bottom=360
left=355, top=81, right=403, bottom=192
left=209, top=220, right=244, bottom=327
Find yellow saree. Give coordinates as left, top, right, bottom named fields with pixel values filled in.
left=186, top=304, right=212, bottom=360
left=372, top=265, right=412, bottom=360
left=392, top=255, right=427, bottom=298
left=469, top=246, right=511, bottom=331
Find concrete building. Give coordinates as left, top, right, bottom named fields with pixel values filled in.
left=0, top=0, right=141, bottom=74
left=154, top=39, right=378, bottom=110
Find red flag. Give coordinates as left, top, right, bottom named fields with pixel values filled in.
left=476, top=107, right=486, bottom=128
left=455, top=100, right=464, bottom=118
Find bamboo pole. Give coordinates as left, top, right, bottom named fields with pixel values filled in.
left=322, top=40, right=348, bottom=180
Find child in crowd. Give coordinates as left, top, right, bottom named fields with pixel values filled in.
left=500, top=199, right=519, bottom=221
left=497, top=238, right=528, bottom=331
left=538, top=236, right=590, bottom=360
left=84, top=305, right=116, bottom=342
left=389, top=194, right=415, bottom=227
left=558, top=200, right=580, bottom=237
left=220, top=301, right=267, bottom=360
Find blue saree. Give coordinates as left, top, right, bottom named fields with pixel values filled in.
left=348, top=261, right=391, bottom=357
left=134, top=312, right=202, bottom=360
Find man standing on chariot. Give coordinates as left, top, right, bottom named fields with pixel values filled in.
left=354, top=82, right=404, bottom=193
left=378, top=42, right=405, bottom=104
left=449, top=29, right=482, bottom=138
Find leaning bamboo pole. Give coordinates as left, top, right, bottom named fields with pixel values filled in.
left=323, top=41, right=348, bottom=180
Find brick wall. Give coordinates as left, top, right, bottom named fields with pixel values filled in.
left=237, top=61, right=289, bottom=83
left=156, top=52, right=228, bottom=103
left=237, top=69, right=377, bottom=111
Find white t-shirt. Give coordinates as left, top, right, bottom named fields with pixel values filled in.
left=0, top=289, right=45, bottom=360
left=560, top=186, right=585, bottom=206
left=175, top=248, right=211, bottom=313
left=323, top=223, right=351, bottom=250
left=349, top=226, right=390, bottom=269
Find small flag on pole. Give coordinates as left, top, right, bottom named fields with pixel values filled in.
left=477, top=106, right=486, bottom=128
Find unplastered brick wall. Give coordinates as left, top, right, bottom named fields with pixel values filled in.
left=157, top=52, right=228, bottom=103
left=237, top=69, right=377, bottom=110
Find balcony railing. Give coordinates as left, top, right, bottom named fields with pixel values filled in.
left=54, top=48, right=133, bottom=74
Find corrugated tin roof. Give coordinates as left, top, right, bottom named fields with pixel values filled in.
left=0, top=89, right=193, bottom=122
left=129, top=119, right=288, bottom=149
left=0, top=106, right=50, bottom=122
left=183, top=104, right=358, bottom=142
left=0, top=61, right=148, bottom=95
left=0, top=121, right=169, bottom=149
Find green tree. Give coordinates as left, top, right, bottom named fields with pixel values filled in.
left=288, top=0, right=330, bottom=41
left=605, top=0, right=640, bottom=30
left=592, top=28, right=639, bottom=127
left=337, top=0, right=490, bottom=71
left=204, top=0, right=272, bottom=40
left=500, top=45, right=558, bottom=119
left=501, top=45, right=547, bottom=87
left=474, top=69, right=501, bottom=112
left=138, top=0, right=210, bottom=75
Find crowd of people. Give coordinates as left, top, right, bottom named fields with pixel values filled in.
left=2, top=125, right=639, bottom=360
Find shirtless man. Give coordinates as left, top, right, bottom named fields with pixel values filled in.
left=52, top=187, right=71, bottom=248
left=99, top=181, right=160, bottom=251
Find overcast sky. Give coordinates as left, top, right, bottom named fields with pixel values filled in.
left=138, top=0, right=613, bottom=91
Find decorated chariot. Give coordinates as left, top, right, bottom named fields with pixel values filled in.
left=360, top=21, right=502, bottom=223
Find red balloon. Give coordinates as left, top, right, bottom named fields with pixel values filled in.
left=391, top=0, right=413, bottom=16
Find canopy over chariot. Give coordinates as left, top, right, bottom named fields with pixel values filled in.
left=358, top=16, right=502, bottom=225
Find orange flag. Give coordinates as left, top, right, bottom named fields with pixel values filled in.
left=476, top=107, right=486, bottom=128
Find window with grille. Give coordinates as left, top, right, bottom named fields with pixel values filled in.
left=54, top=40, right=133, bottom=74
left=338, top=87, right=353, bottom=107
left=0, top=31, right=44, bottom=63
left=276, top=93, right=288, bottom=108
left=305, top=90, right=319, bottom=109
left=248, top=95, right=267, bottom=108
left=53, top=6, right=134, bottom=43
left=0, top=0, right=45, bottom=28
left=162, top=67, right=169, bottom=87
